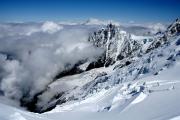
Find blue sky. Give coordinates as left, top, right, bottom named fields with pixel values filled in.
left=0, top=0, right=180, bottom=23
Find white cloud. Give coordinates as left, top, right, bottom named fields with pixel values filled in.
left=41, top=21, right=63, bottom=34
left=0, top=23, right=103, bottom=104
left=147, top=23, right=166, bottom=34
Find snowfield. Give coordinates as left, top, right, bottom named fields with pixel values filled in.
left=1, top=62, right=180, bottom=120
left=0, top=19, right=180, bottom=120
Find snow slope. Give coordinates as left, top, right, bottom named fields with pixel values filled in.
left=1, top=61, right=180, bottom=120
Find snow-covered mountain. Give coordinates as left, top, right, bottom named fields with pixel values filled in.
left=0, top=19, right=180, bottom=120
left=36, top=19, right=180, bottom=111
left=88, top=23, right=142, bottom=66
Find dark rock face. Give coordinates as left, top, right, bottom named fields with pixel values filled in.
left=167, top=18, right=180, bottom=36
left=146, top=34, right=167, bottom=53
left=20, top=91, right=43, bottom=113
left=53, top=62, right=84, bottom=80
left=176, top=38, right=180, bottom=46
left=86, top=53, right=106, bottom=70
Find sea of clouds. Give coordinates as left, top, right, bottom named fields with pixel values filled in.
left=0, top=21, right=103, bottom=105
